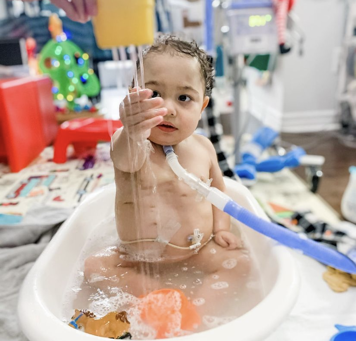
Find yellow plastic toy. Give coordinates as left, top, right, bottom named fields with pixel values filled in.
left=92, top=0, right=155, bottom=49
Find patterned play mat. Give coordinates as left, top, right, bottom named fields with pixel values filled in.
left=0, top=143, right=114, bottom=225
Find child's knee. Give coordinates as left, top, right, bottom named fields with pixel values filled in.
left=84, top=255, right=100, bottom=278
left=83, top=251, right=122, bottom=285
left=84, top=255, right=108, bottom=284
left=234, top=251, right=251, bottom=276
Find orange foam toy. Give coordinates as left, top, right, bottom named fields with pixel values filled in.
left=140, top=289, right=201, bottom=339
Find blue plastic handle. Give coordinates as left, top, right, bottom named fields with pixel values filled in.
left=224, top=200, right=356, bottom=274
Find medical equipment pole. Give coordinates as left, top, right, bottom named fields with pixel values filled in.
left=204, top=0, right=215, bottom=56
left=232, top=53, right=246, bottom=164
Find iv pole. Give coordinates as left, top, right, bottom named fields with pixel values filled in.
left=204, top=0, right=245, bottom=165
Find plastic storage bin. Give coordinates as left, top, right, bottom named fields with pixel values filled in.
left=0, top=76, right=57, bottom=172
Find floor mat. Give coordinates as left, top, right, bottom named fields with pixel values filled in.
left=0, top=143, right=114, bottom=226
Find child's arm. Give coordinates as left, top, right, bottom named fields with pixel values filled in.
left=203, top=137, right=242, bottom=250
left=110, top=89, right=167, bottom=172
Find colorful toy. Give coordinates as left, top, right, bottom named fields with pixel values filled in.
left=69, top=309, right=131, bottom=339
left=139, top=289, right=201, bottom=338
left=38, top=14, right=100, bottom=110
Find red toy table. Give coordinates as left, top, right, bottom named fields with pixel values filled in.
left=53, top=118, right=123, bottom=163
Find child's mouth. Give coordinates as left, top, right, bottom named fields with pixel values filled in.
left=157, top=123, right=178, bottom=133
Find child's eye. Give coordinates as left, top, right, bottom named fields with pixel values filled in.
left=178, top=95, right=191, bottom=102
left=151, top=91, right=161, bottom=98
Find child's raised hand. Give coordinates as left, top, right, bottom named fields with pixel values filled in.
left=120, top=88, right=167, bottom=141
left=214, top=230, right=244, bottom=250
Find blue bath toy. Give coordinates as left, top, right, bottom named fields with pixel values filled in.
left=330, top=325, right=356, bottom=341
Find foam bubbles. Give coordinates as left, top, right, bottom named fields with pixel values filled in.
left=209, top=248, right=217, bottom=254
left=211, top=281, right=229, bottom=290
left=88, top=288, right=139, bottom=318
left=126, top=304, right=157, bottom=340
left=95, top=246, right=117, bottom=257
left=192, top=298, right=205, bottom=306
left=222, top=258, right=238, bottom=269
left=118, top=251, right=164, bottom=263
left=202, top=315, right=236, bottom=328
left=71, top=287, right=82, bottom=293
left=88, top=273, right=108, bottom=283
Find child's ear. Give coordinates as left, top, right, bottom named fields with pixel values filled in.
left=201, top=96, right=210, bottom=113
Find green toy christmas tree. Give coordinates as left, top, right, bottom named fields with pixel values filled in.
left=39, top=14, right=100, bottom=110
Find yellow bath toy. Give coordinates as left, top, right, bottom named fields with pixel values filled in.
left=323, top=266, right=356, bottom=293
left=69, top=309, right=131, bottom=339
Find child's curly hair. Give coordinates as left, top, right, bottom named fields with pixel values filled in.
left=137, top=35, right=214, bottom=97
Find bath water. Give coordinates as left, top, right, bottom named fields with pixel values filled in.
left=61, top=214, right=265, bottom=339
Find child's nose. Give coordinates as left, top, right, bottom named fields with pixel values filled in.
left=164, top=99, right=177, bottom=117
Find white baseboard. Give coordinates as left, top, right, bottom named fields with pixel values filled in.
left=281, top=110, right=340, bottom=133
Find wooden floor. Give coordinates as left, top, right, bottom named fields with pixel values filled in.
left=281, top=132, right=356, bottom=217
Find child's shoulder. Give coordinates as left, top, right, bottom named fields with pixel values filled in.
left=191, top=133, right=216, bottom=155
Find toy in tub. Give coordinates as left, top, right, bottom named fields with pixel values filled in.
left=18, top=176, right=300, bottom=341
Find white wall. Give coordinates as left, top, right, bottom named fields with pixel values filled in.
left=247, top=0, right=346, bottom=132
left=281, top=0, right=345, bottom=132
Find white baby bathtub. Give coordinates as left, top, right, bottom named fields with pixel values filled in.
left=18, top=178, right=300, bottom=341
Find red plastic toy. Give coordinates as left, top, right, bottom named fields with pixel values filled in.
left=53, top=118, right=123, bottom=163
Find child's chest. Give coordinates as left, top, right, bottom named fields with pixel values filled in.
left=147, top=145, right=211, bottom=189
left=115, top=142, right=212, bottom=200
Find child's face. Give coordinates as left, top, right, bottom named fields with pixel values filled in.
left=143, top=51, right=209, bottom=146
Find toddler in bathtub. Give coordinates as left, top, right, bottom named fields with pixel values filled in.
left=84, top=35, right=251, bottom=305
